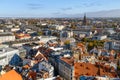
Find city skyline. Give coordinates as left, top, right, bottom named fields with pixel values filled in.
left=0, top=0, right=120, bottom=17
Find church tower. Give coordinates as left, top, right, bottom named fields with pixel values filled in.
left=82, top=13, right=87, bottom=26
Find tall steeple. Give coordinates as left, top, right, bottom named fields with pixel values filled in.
left=83, top=13, right=87, bottom=26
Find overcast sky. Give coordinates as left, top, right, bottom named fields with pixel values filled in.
left=0, top=0, right=120, bottom=17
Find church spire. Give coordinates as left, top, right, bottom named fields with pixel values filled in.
left=83, top=13, right=87, bottom=26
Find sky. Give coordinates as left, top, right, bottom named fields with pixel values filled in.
left=0, top=0, right=120, bottom=17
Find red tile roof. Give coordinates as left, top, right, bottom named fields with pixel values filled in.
left=28, top=70, right=37, bottom=80
left=60, top=57, right=74, bottom=66
left=34, top=51, right=47, bottom=61
left=23, top=64, right=30, bottom=69
left=0, top=70, right=22, bottom=80
left=74, top=62, right=117, bottom=78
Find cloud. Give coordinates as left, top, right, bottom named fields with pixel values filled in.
left=61, top=7, right=72, bottom=11
left=76, top=1, right=102, bottom=8
left=52, top=12, right=61, bottom=15
left=83, top=2, right=101, bottom=7
left=51, top=12, right=67, bottom=17
left=27, top=3, right=43, bottom=10
left=51, top=7, right=73, bottom=16
left=56, top=9, right=120, bottom=18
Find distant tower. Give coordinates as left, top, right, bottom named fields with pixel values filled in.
left=82, top=13, right=87, bottom=26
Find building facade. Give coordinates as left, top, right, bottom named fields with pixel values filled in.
left=0, top=32, right=15, bottom=43
left=39, top=61, right=54, bottom=78
left=0, top=47, right=19, bottom=66
left=58, top=57, right=74, bottom=80
left=104, top=41, right=120, bottom=51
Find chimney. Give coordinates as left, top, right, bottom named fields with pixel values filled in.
left=97, top=64, right=101, bottom=76
left=79, top=52, right=82, bottom=60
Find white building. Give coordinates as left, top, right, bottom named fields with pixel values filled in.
left=0, top=29, right=4, bottom=33
left=58, top=57, right=74, bottom=80
left=23, top=43, right=40, bottom=53
left=49, top=47, right=63, bottom=51
left=11, top=28, right=20, bottom=32
left=79, top=33, right=86, bottom=38
left=0, top=32, right=15, bottom=43
left=92, top=35, right=107, bottom=40
left=60, top=31, right=73, bottom=38
left=111, top=41, right=120, bottom=50
left=0, top=45, right=9, bottom=49
left=50, top=25, right=65, bottom=30
left=60, top=38, right=76, bottom=43
left=6, top=24, right=14, bottom=28
left=0, top=47, right=19, bottom=66
left=39, top=61, right=54, bottom=78
left=38, top=36, right=57, bottom=43
left=74, top=31, right=92, bottom=38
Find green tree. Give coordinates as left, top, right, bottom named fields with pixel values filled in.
left=64, top=40, right=70, bottom=49
left=117, top=66, right=120, bottom=70
left=64, top=40, right=70, bottom=45
left=70, top=22, right=76, bottom=29
left=38, top=31, right=43, bottom=36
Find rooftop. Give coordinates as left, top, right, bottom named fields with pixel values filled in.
left=40, top=61, right=53, bottom=70
left=0, top=47, right=18, bottom=54
left=23, top=43, right=39, bottom=47
left=60, top=57, right=74, bottom=66
left=39, top=36, right=57, bottom=39
left=34, top=51, right=47, bottom=61
left=5, top=38, right=40, bottom=44
left=0, top=32, right=14, bottom=36
left=0, top=44, right=9, bottom=49
left=0, top=70, right=22, bottom=80
left=74, top=62, right=117, bottom=78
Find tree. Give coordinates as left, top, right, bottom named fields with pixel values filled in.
left=87, top=42, right=94, bottom=51
left=117, top=66, right=120, bottom=70
left=82, top=38, right=91, bottom=42
left=70, top=22, right=76, bottom=29
left=38, top=31, right=43, bottom=36
left=64, top=40, right=70, bottom=49
left=64, top=40, right=70, bottom=45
